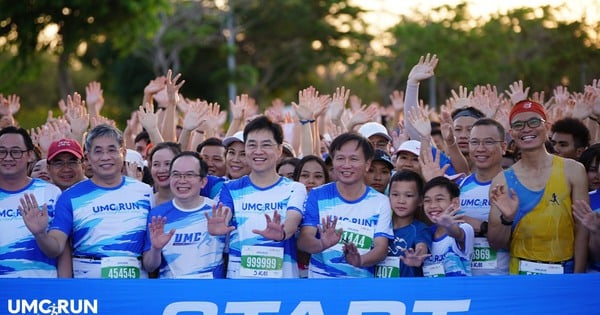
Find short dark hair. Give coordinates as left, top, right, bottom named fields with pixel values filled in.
left=579, top=143, right=600, bottom=172
left=244, top=116, right=284, bottom=145
left=293, top=155, right=330, bottom=183
left=423, top=176, right=460, bottom=199
left=389, top=170, right=424, bottom=196
left=169, top=151, right=208, bottom=178
left=0, top=126, right=34, bottom=151
left=471, top=118, right=505, bottom=139
left=551, top=118, right=591, bottom=149
left=451, top=107, right=485, bottom=120
left=329, top=132, right=374, bottom=161
left=196, top=137, right=225, bottom=153
left=134, top=130, right=151, bottom=144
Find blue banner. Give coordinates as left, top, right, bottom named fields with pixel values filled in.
left=2, top=274, right=599, bottom=314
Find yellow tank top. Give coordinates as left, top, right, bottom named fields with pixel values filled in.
left=509, top=156, right=574, bottom=274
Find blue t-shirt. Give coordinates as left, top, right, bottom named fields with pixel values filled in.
left=385, top=220, right=432, bottom=277
left=0, top=179, right=62, bottom=278
left=144, top=198, right=225, bottom=278
left=50, top=176, right=153, bottom=258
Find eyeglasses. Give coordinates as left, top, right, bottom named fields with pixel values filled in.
left=0, top=149, right=28, bottom=159
left=510, top=118, right=545, bottom=130
left=370, top=141, right=389, bottom=149
left=468, top=139, right=504, bottom=147
left=170, top=172, right=202, bottom=180
left=49, top=160, right=82, bottom=169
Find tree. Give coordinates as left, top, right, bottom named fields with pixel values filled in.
left=0, top=0, right=169, bottom=98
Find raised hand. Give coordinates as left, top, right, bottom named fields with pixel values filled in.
left=205, top=203, right=235, bottom=236
left=391, top=121, right=409, bottom=150
left=407, top=106, right=431, bottom=138
left=148, top=216, right=176, bottom=250
left=407, top=53, right=439, bottom=84
left=85, top=81, right=104, bottom=116
left=505, top=80, right=530, bottom=105
left=572, top=90, right=596, bottom=120
left=553, top=85, right=570, bottom=109
left=318, top=216, right=342, bottom=250
left=439, top=109, right=455, bottom=145
left=343, top=241, right=362, bottom=267
left=138, top=102, right=158, bottom=132
left=166, top=69, right=185, bottom=107
left=419, top=146, right=450, bottom=182
left=252, top=210, right=286, bottom=241
left=450, top=86, right=472, bottom=110
left=572, top=200, right=600, bottom=233
left=389, top=90, right=405, bottom=112
left=181, top=100, right=209, bottom=131
left=18, top=193, right=49, bottom=236
left=0, top=94, right=21, bottom=116
left=433, top=204, right=463, bottom=228
left=144, top=76, right=167, bottom=96
left=400, top=248, right=431, bottom=267
left=329, top=86, right=350, bottom=122
left=490, top=184, right=519, bottom=221
left=229, top=94, right=248, bottom=121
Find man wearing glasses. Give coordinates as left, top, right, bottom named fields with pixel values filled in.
left=47, top=138, right=86, bottom=191
left=487, top=100, right=589, bottom=275
left=0, top=127, right=68, bottom=277
left=143, top=152, right=225, bottom=278
left=21, top=124, right=153, bottom=278
left=457, top=118, right=510, bottom=275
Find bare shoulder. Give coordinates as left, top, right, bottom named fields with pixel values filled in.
left=491, top=169, right=507, bottom=186
left=563, top=158, right=586, bottom=178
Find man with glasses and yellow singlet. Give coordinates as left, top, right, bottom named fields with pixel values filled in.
left=0, top=127, right=69, bottom=278
left=487, top=100, right=589, bottom=275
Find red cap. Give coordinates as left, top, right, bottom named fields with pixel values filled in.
left=47, top=138, right=84, bottom=161
left=509, top=100, right=547, bottom=122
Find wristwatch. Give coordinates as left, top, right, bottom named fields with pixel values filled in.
left=500, top=214, right=514, bottom=226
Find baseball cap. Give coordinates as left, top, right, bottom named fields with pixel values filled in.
left=372, top=149, right=394, bottom=170
left=394, top=140, right=421, bottom=156
left=282, top=142, right=296, bottom=158
left=358, top=122, right=392, bottom=142
left=222, top=131, right=244, bottom=148
left=47, top=138, right=83, bottom=161
left=509, top=100, right=547, bottom=122
left=125, top=149, right=145, bottom=169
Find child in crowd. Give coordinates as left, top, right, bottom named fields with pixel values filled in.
left=422, top=176, right=474, bottom=277
left=376, top=170, right=432, bottom=277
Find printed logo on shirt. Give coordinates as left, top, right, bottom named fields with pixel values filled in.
left=460, top=198, right=490, bottom=207
left=336, top=216, right=375, bottom=227
left=173, top=232, right=205, bottom=245
left=92, top=202, right=145, bottom=213
left=240, top=202, right=285, bottom=212
left=550, top=193, right=560, bottom=206
left=7, top=299, right=98, bottom=314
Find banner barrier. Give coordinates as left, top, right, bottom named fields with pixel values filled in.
left=2, top=274, right=599, bottom=314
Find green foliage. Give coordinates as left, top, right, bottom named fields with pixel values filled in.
left=379, top=3, right=600, bottom=105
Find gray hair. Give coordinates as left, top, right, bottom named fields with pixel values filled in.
left=85, top=124, right=124, bottom=152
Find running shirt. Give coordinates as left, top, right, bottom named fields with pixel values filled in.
left=504, top=156, right=574, bottom=274
left=589, top=189, right=600, bottom=272
left=0, top=179, right=62, bottom=278
left=303, top=182, right=394, bottom=278
left=458, top=174, right=509, bottom=275
left=423, top=223, right=474, bottom=277
left=50, top=176, right=152, bottom=278
left=377, top=220, right=432, bottom=277
left=220, top=176, right=306, bottom=279
left=144, top=198, right=225, bottom=279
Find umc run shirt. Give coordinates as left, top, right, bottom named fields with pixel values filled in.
left=219, top=175, right=306, bottom=279
left=0, top=179, right=62, bottom=278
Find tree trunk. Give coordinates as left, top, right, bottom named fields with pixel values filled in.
left=58, top=50, right=74, bottom=100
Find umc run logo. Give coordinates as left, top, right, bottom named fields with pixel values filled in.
left=6, top=299, right=98, bottom=315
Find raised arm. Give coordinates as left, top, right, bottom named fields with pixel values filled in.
left=404, top=53, right=438, bottom=140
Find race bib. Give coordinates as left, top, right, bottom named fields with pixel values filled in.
left=472, top=237, right=497, bottom=270
left=240, top=245, right=284, bottom=278
left=100, top=257, right=141, bottom=279
left=337, top=221, right=375, bottom=253
left=375, top=256, right=400, bottom=278
left=423, top=263, right=445, bottom=278
left=518, top=260, right=564, bottom=275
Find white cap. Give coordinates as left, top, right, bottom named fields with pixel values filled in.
left=125, top=149, right=145, bottom=168
left=395, top=140, right=421, bottom=156
left=358, top=122, right=391, bottom=141
left=223, top=131, right=244, bottom=147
